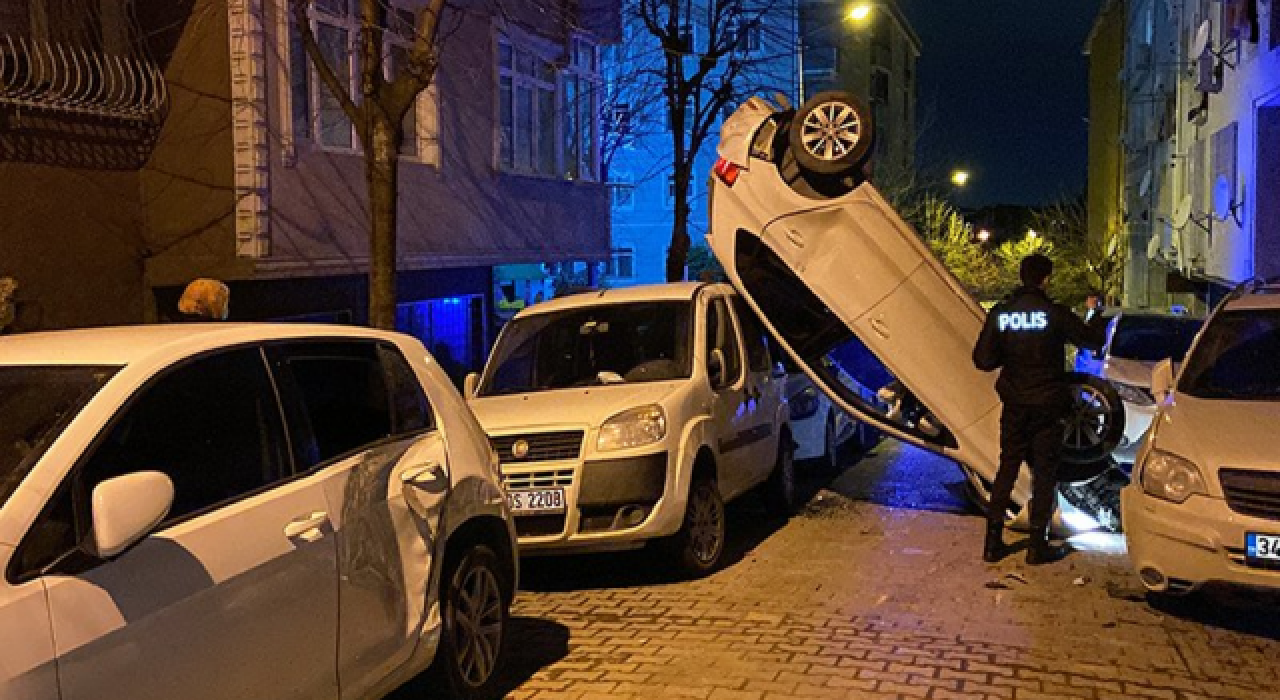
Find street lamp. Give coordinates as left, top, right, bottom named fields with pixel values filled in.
left=977, top=229, right=991, bottom=243
left=1026, top=229, right=1039, bottom=241
left=950, top=169, right=970, bottom=187
left=847, top=2, right=873, bottom=22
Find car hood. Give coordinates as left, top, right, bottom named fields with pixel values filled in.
left=469, top=382, right=684, bottom=434
left=1102, top=356, right=1157, bottom=388
left=1155, top=393, right=1280, bottom=491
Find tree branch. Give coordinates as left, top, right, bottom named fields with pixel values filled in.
left=291, top=0, right=364, bottom=131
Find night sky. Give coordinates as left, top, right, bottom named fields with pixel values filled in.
left=896, top=1, right=1104, bottom=206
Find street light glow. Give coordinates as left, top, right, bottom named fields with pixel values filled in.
left=1027, top=229, right=1039, bottom=240
left=977, top=229, right=991, bottom=243
left=950, top=170, right=970, bottom=187
left=848, top=3, right=873, bottom=22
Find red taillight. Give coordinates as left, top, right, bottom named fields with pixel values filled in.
left=713, top=158, right=741, bottom=187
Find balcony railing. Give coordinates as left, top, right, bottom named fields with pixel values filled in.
left=0, top=34, right=167, bottom=122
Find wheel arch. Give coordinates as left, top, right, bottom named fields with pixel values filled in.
left=443, top=514, right=518, bottom=603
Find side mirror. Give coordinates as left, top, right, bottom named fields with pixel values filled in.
left=1151, top=358, right=1176, bottom=403
left=90, top=471, right=174, bottom=559
left=708, top=348, right=726, bottom=389
left=463, top=372, right=479, bottom=399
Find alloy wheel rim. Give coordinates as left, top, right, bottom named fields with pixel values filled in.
left=451, top=562, right=504, bottom=687
left=1064, top=385, right=1111, bottom=449
left=801, top=102, right=863, bottom=161
left=688, top=485, right=724, bottom=564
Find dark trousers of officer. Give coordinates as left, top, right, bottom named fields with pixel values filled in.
left=987, top=402, right=1067, bottom=538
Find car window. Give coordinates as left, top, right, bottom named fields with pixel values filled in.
left=479, top=301, right=693, bottom=395
left=378, top=344, right=434, bottom=434
left=732, top=296, right=771, bottom=373
left=732, top=229, right=954, bottom=447
left=80, top=346, right=292, bottom=525
left=0, top=366, right=118, bottom=511
left=1109, top=315, right=1203, bottom=363
left=706, top=297, right=743, bottom=386
left=1180, top=309, right=1280, bottom=400
left=269, top=342, right=395, bottom=469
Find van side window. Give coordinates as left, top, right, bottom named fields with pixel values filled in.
left=732, top=297, right=771, bottom=373
left=706, top=297, right=743, bottom=386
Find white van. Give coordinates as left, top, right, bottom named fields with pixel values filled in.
left=465, top=282, right=794, bottom=576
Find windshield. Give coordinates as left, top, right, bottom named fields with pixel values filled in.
left=479, top=301, right=693, bottom=396
left=1180, top=310, right=1280, bottom=400
left=0, top=366, right=119, bottom=509
left=1109, top=315, right=1203, bottom=362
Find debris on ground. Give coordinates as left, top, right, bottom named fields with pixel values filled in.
left=1074, top=576, right=1091, bottom=586
left=984, top=580, right=1011, bottom=590
left=1005, top=572, right=1028, bottom=585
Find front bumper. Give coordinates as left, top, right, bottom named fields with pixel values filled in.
left=502, top=449, right=688, bottom=554
left=1122, top=484, right=1280, bottom=592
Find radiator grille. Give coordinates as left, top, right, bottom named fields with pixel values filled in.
left=503, top=469, right=575, bottom=490
left=490, top=431, right=584, bottom=463
left=1220, top=469, right=1280, bottom=521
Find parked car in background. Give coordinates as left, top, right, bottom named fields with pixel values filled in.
left=0, top=325, right=517, bottom=700
left=706, top=92, right=1126, bottom=533
left=1124, top=278, right=1280, bottom=595
left=1076, top=311, right=1205, bottom=465
left=465, top=282, right=793, bottom=577
left=785, top=356, right=882, bottom=471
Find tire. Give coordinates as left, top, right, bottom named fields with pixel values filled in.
left=788, top=91, right=874, bottom=177
left=1061, top=371, right=1126, bottom=471
left=764, top=436, right=798, bottom=515
left=426, top=544, right=509, bottom=700
left=666, top=475, right=727, bottom=577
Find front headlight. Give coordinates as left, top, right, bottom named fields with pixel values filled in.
left=1112, top=381, right=1155, bottom=406
left=1140, top=450, right=1206, bottom=504
left=597, top=405, right=667, bottom=452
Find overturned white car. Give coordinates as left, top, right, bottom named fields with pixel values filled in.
left=707, top=92, right=1127, bottom=532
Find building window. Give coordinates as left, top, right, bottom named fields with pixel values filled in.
left=870, top=69, right=890, bottom=104
left=288, top=1, right=438, bottom=160
left=732, top=19, right=761, bottom=52
left=612, top=103, right=633, bottom=137
left=564, top=34, right=601, bottom=181
left=676, top=21, right=696, bottom=53
left=610, top=171, right=635, bottom=210
left=608, top=247, right=635, bottom=279
left=498, top=35, right=558, bottom=175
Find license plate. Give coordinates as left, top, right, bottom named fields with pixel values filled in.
left=1246, top=533, right=1280, bottom=562
left=506, top=488, right=566, bottom=515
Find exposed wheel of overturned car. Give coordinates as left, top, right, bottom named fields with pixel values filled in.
left=1059, top=371, right=1126, bottom=483
left=788, top=91, right=874, bottom=177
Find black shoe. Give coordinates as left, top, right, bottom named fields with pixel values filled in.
left=1026, top=541, right=1070, bottom=566
left=982, top=525, right=1005, bottom=563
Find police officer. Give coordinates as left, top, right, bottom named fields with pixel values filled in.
left=972, top=254, right=1107, bottom=565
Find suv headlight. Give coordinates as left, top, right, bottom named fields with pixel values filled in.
left=597, top=405, right=667, bottom=452
left=1140, top=450, right=1206, bottom=504
left=1112, top=381, right=1155, bottom=406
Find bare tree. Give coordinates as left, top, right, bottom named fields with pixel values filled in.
left=291, top=0, right=449, bottom=329
left=632, top=0, right=789, bottom=282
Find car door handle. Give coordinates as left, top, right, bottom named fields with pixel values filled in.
left=284, top=511, right=329, bottom=542
left=402, top=462, right=447, bottom=490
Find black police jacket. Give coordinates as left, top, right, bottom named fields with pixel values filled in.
left=972, top=286, right=1108, bottom=406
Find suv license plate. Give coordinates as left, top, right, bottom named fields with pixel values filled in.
left=507, top=488, right=565, bottom=515
left=1246, top=533, right=1280, bottom=563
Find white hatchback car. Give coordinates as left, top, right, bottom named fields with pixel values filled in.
left=1123, top=279, right=1280, bottom=594
left=465, top=282, right=793, bottom=576
left=706, top=93, right=1126, bottom=531
left=0, top=325, right=517, bottom=700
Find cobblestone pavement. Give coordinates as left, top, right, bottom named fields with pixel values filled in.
left=451, top=441, right=1280, bottom=699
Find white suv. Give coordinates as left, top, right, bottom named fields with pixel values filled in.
left=0, top=324, right=517, bottom=700
left=1123, top=279, right=1280, bottom=594
left=465, top=282, right=794, bottom=576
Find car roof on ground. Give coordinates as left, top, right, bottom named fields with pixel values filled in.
left=0, top=323, right=402, bottom=366
left=514, top=282, right=727, bottom=318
